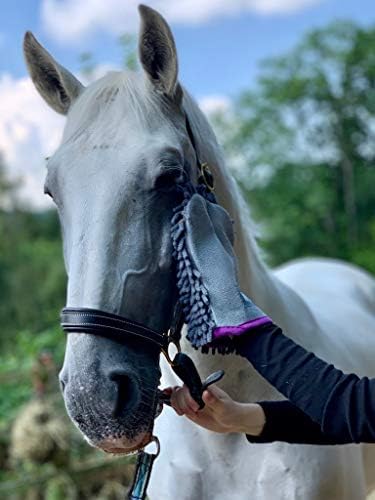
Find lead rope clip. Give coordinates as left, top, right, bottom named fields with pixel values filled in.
left=128, top=437, right=160, bottom=500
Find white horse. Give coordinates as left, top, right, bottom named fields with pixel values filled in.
left=23, top=5, right=375, bottom=500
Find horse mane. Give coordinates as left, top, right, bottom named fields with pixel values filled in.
left=182, top=89, right=268, bottom=294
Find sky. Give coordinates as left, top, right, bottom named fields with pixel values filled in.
left=0, top=0, right=374, bottom=208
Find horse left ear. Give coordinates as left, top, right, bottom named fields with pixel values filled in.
left=138, top=4, right=181, bottom=101
left=23, top=31, right=84, bottom=115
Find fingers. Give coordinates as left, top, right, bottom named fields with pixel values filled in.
left=170, top=387, right=184, bottom=415
left=202, top=389, right=220, bottom=409
left=185, top=194, right=217, bottom=250
left=206, top=202, right=235, bottom=247
left=187, top=194, right=235, bottom=249
left=162, top=387, right=174, bottom=396
left=170, top=385, right=200, bottom=416
left=202, top=384, right=230, bottom=412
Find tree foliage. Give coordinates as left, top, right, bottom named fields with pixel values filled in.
left=0, top=159, right=66, bottom=348
left=215, top=21, right=375, bottom=271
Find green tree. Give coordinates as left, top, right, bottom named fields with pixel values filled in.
left=0, top=157, right=66, bottom=348
left=118, top=33, right=138, bottom=71
left=215, top=21, right=375, bottom=271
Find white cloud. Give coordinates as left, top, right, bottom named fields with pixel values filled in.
left=0, top=62, right=118, bottom=209
left=41, top=0, right=323, bottom=43
left=0, top=74, right=64, bottom=209
left=198, top=94, right=231, bottom=115
left=251, top=0, right=320, bottom=14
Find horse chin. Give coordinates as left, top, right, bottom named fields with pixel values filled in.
left=79, top=401, right=164, bottom=455
left=96, top=430, right=153, bottom=455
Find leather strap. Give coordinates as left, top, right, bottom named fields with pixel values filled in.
left=61, top=307, right=168, bottom=350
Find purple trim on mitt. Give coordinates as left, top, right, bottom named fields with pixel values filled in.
left=213, top=316, right=272, bottom=339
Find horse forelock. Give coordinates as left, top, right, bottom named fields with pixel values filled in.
left=62, top=71, right=173, bottom=144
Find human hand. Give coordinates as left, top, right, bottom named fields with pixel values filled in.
left=165, top=384, right=265, bottom=436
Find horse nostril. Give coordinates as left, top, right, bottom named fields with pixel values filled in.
left=110, top=372, right=140, bottom=418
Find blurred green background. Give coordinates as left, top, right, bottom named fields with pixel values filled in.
left=0, top=19, right=374, bottom=499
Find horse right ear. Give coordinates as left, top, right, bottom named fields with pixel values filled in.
left=138, top=5, right=181, bottom=101
left=23, top=32, right=84, bottom=115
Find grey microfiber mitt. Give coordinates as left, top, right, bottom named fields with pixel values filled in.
left=171, top=183, right=238, bottom=354
left=171, top=183, right=217, bottom=349
left=171, top=185, right=271, bottom=354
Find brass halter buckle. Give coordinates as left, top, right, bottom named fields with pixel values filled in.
left=198, top=162, right=215, bottom=192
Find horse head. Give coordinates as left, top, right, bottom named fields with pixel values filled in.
left=23, top=5, right=209, bottom=453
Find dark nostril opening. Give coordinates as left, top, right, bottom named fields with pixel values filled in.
left=111, top=373, right=139, bottom=419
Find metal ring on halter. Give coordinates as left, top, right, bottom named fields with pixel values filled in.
left=161, top=335, right=181, bottom=365
left=199, top=162, right=215, bottom=192
left=150, top=436, right=160, bottom=458
left=144, top=436, right=160, bottom=458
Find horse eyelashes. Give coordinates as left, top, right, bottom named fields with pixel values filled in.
left=154, top=166, right=184, bottom=190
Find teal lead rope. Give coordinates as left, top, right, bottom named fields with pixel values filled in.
left=128, top=450, right=157, bottom=499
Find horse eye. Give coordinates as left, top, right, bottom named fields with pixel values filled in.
left=154, top=166, right=184, bottom=190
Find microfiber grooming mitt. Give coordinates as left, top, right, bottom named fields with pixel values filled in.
left=171, top=189, right=272, bottom=354
left=171, top=183, right=217, bottom=349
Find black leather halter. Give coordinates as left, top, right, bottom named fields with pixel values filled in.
left=61, top=301, right=184, bottom=364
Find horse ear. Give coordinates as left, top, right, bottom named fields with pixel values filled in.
left=138, top=5, right=180, bottom=100
left=23, top=32, right=84, bottom=115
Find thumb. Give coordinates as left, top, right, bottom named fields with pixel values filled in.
left=202, top=386, right=226, bottom=411
left=185, top=194, right=217, bottom=251
left=206, top=202, right=235, bottom=248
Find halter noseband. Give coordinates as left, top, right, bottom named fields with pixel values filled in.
left=61, top=301, right=184, bottom=364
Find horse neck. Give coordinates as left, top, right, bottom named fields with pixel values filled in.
left=209, top=150, right=318, bottom=339
left=179, top=125, right=319, bottom=399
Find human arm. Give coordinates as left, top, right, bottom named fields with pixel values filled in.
left=247, top=400, right=349, bottom=445
left=235, top=322, right=375, bottom=444
left=167, top=383, right=363, bottom=445
left=178, top=194, right=375, bottom=445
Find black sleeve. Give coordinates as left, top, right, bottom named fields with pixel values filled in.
left=246, top=400, right=349, bottom=445
left=235, top=324, right=375, bottom=444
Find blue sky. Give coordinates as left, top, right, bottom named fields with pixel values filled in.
left=0, top=0, right=374, bottom=207
left=1, top=0, right=374, bottom=97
